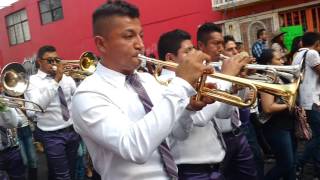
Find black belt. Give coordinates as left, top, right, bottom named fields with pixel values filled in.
left=222, top=127, right=242, bottom=138
left=178, top=163, right=220, bottom=172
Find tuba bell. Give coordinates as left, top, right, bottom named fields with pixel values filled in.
left=0, top=63, right=43, bottom=112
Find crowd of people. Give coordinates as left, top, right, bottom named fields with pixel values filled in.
left=0, top=1, right=320, bottom=180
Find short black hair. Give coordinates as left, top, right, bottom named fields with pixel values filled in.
left=302, top=32, right=320, bottom=47
left=157, top=29, right=191, bottom=60
left=37, top=45, right=56, bottom=60
left=257, top=49, right=275, bottom=65
left=92, top=1, right=140, bottom=35
left=223, top=35, right=235, bottom=46
left=257, top=29, right=266, bottom=39
left=197, top=22, right=222, bottom=45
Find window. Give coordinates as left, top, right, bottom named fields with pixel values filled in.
left=6, top=9, right=31, bottom=45
left=39, top=0, right=63, bottom=24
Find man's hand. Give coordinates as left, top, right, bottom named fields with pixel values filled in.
left=221, top=52, right=251, bottom=76
left=54, top=63, right=64, bottom=82
left=176, top=50, right=213, bottom=86
left=186, top=83, right=217, bottom=111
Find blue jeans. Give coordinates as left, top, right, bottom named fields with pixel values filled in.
left=263, top=126, right=296, bottom=180
left=298, top=109, right=320, bottom=175
left=17, top=125, right=37, bottom=168
left=242, top=118, right=264, bottom=180
left=75, top=140, right=87, bottom=180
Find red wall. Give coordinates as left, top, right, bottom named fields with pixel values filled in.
left=0, top=0, right=311, bottom=66
left=0, top=0, right=222, bottom=66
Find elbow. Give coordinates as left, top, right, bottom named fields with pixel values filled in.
left=127, top=151, right=151, bottom=164
left=262, top=107, right=273, bottom=114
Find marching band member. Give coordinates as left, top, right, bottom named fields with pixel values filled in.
left=0, top=104, right=26, bottom=180
left=71, top=1, right=215, bottom=179
left=24, top=45, right=80, bottom=180
left=157, top=29, right=247, bottom=180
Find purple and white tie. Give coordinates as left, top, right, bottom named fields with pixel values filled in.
left=126, top=73, right=178, bottom=179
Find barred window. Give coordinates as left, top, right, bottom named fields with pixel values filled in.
left=6, top=9, right=31, bottom=45
left=39, top=0, right=63, bottom=25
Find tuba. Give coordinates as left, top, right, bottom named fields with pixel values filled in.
left=0, top=63, right=43, bottom=112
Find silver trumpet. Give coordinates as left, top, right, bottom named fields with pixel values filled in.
left=211, top=54, right=302, bottom=83
left=0, top=63, right=44, bottom=112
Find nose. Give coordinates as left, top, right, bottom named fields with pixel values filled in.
left=134, top=35, right=145, bottom=52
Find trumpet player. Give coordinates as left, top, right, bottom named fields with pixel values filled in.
left=156, top=25, right=250, bottom=179
left=24, top=45, right=80, bottom=180
left=198, top=23, right=257, bottom=180
left=71, top=1, right=216, bottom=179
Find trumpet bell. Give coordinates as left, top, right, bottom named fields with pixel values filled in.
left=79, top=52, right=98, bottom=74
left=1, top=63, right=28, bottom=97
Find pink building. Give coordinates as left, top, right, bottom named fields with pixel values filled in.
left=0, top=0, right=319, bottom=67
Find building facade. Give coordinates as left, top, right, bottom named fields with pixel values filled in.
left=0, top=0, right=318, bottom=67
left=213, top=0, right=320, bottom=52
left=0, top=0, right=221, bottom=66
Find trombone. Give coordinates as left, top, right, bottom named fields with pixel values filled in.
left=0, top=63, right=44, bottom=112
left=52, top=51, right=99, bottom=79
left=138, top=54, right=300, bottom=110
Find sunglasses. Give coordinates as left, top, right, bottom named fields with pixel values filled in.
left=41, top=57, right=62, bottom=64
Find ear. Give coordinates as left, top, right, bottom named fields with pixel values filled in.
left=165, top=53, right=175, bottom=62
left=94, top=36, right=107, bottom=54
left=197, top=41, right=204, bottom=51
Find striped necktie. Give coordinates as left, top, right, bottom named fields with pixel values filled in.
left=58, top=86, right=70, bottom=121
left=126, top=73, right=178, bottom=179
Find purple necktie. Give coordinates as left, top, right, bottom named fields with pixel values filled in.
left=126, top=73, right=178, bottom=179
left=231, top=109, right=240, bottom=127
left=58, top=86, right=70, bottom=121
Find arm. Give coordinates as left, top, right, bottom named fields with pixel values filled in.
left=260, top=92, right=288, bottom=114
left=72, top=77, right=196, bottom=164
left=0, top=108, right=19, bottom=128
left=24, top=77, right=59, bottom=117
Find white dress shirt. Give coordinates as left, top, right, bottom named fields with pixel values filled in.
left=24, top=70, right=76, bottom=131
left=160, top=69, right=226, bottom=164
left=71, top=64, right=197, bottom=180
left=0, top=108, right=19, bottom=128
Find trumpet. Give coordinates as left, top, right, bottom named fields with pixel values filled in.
left=0, top=63, right=43, bottom=112
left=52, top=52, right=98, bottom=79
left=138, top=54, right=300, bottom=110
left=213, top=54, right=302, bottom=83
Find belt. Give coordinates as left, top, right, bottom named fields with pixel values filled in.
left=178, top=163, right=220, bottom=172
left=37, top=126, right=75, bottom=133
left=53, top=126, right=74, bottom=133
left=222, top=127, right=242, bottom=138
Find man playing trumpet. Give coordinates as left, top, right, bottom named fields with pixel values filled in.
left=24, top=45, right=80, bottom=180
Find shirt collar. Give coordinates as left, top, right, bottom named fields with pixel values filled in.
left=95, top=63, right=140, bottom=88
left=37, top=69, right=50, bottom=79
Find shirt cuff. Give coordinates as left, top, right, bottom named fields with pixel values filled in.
left=168, top=77, right=197, bottom=98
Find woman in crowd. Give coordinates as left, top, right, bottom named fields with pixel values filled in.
left=258, top=49, right=296, bottom=180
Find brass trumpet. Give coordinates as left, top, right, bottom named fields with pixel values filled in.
left=0, top=63, right=43, bottom=112
left=138, top=54, right=300, bottom=110
left=52, top=52, right=98, bottom=79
